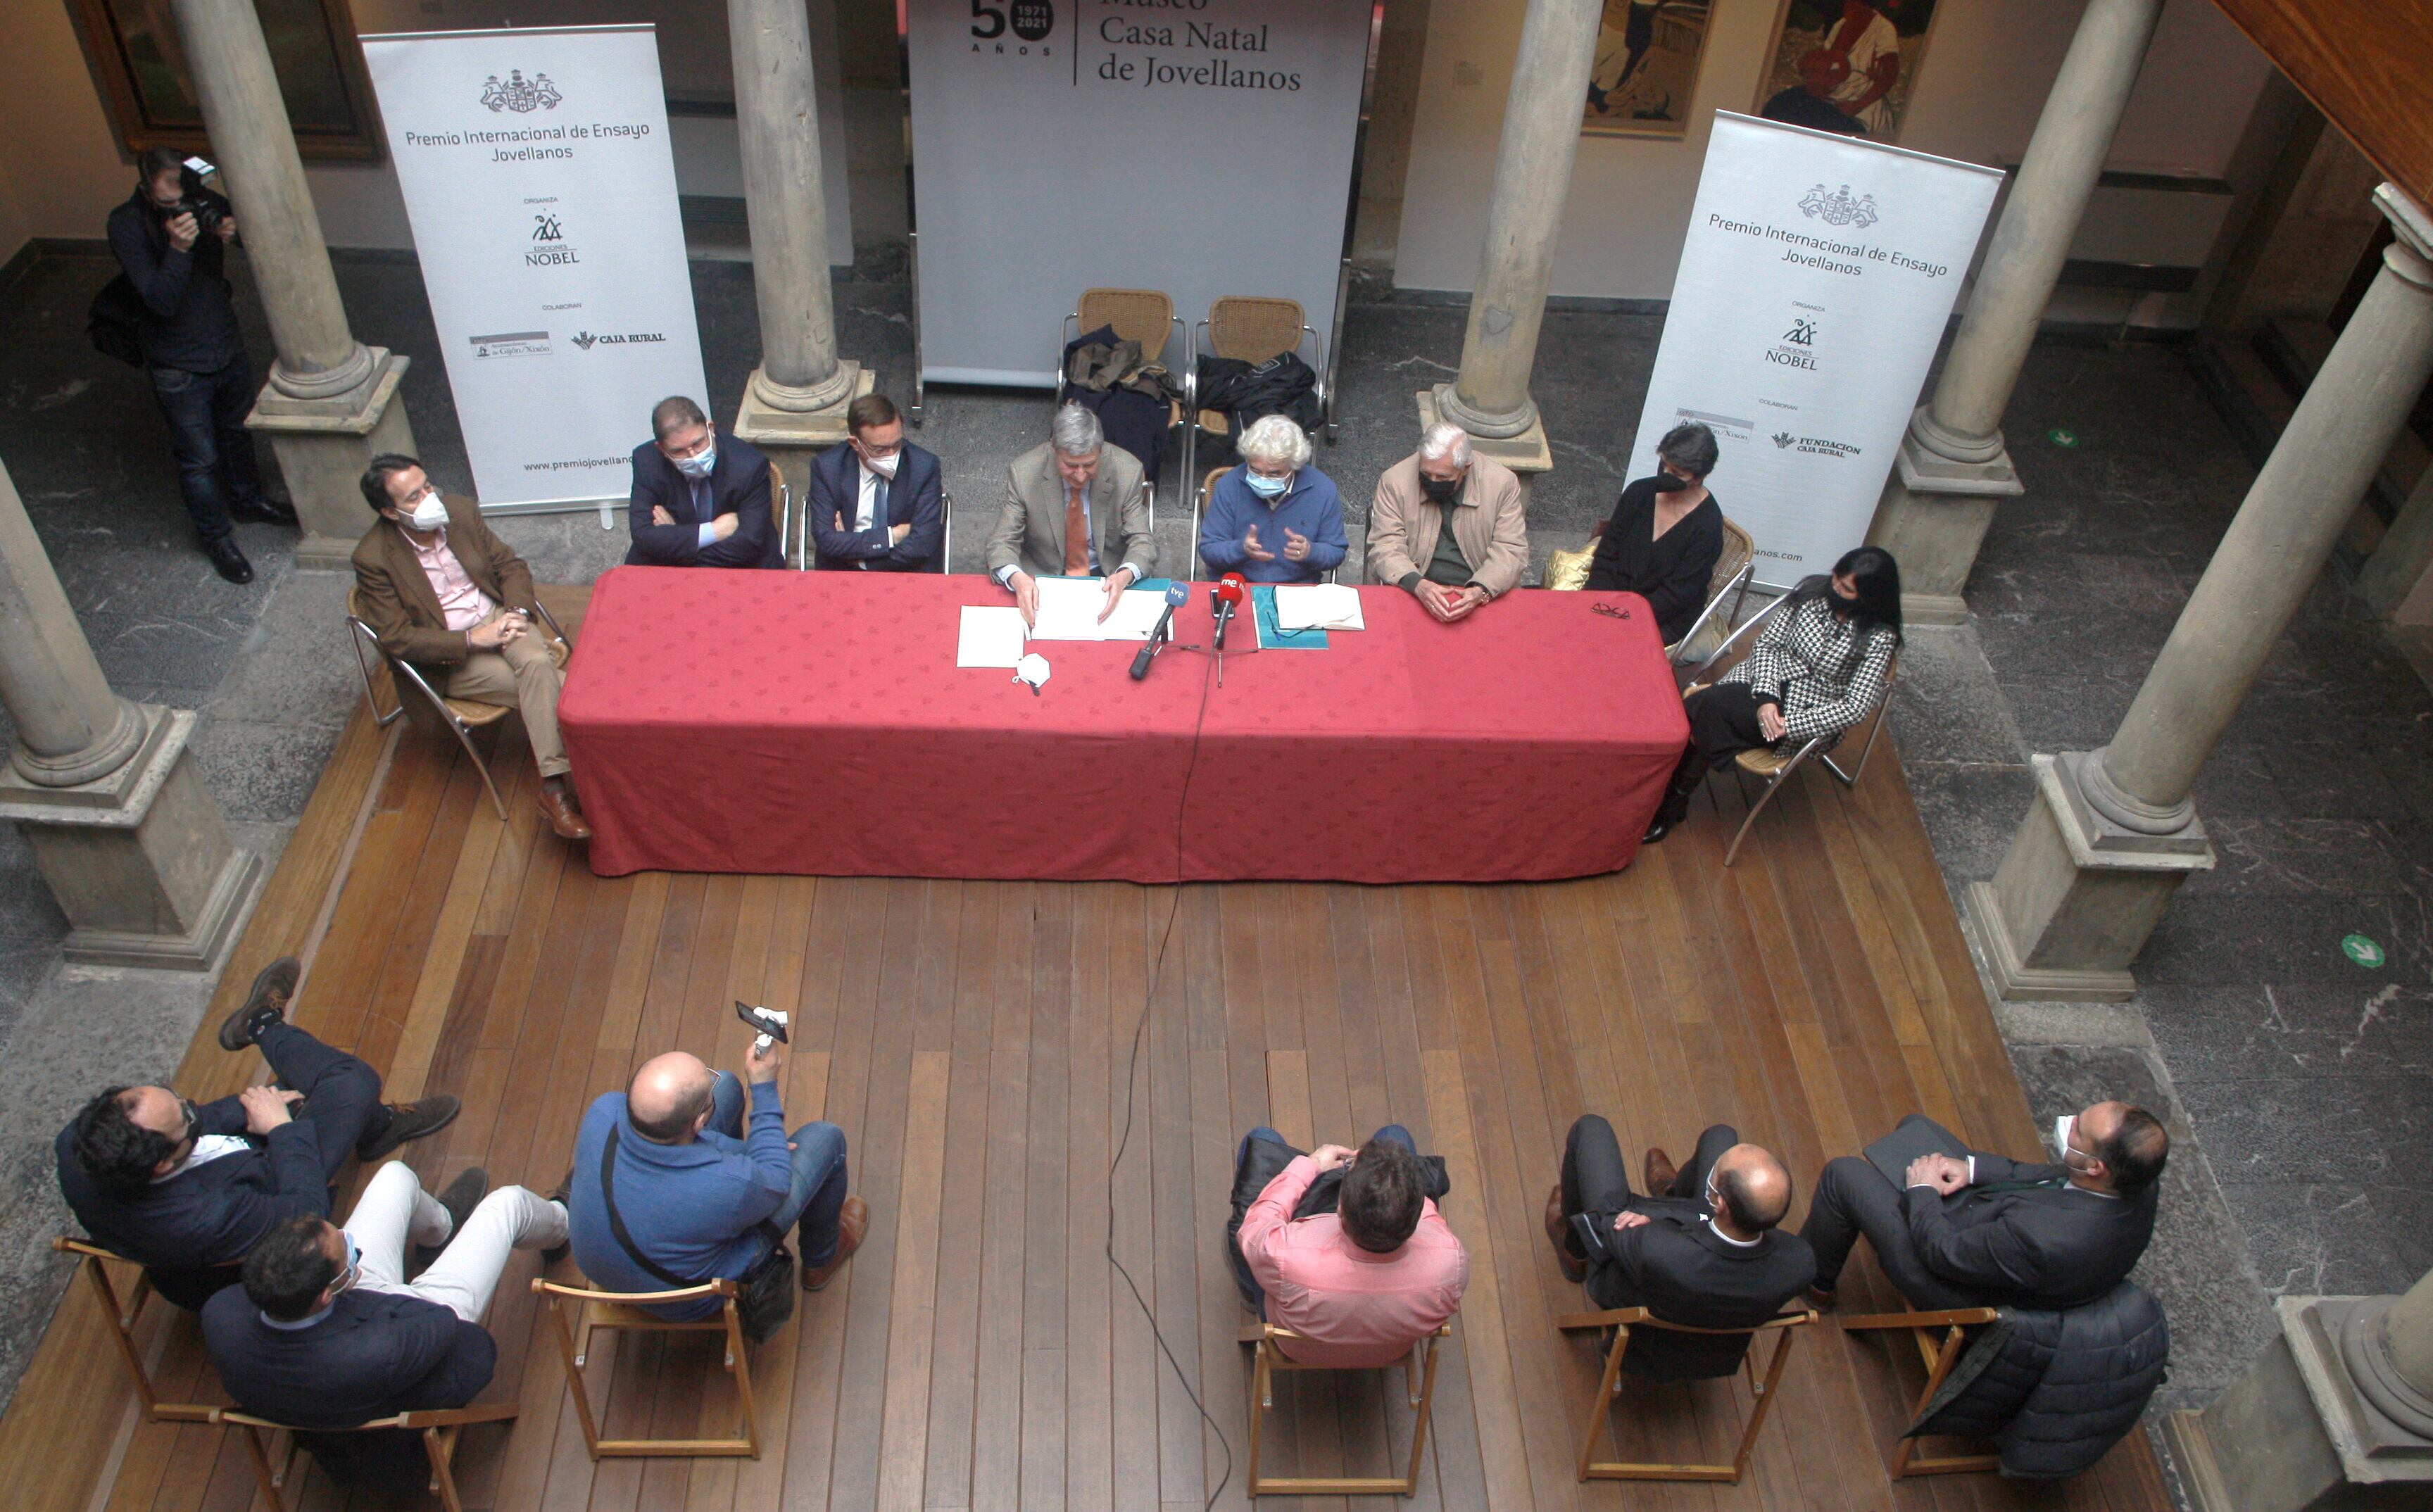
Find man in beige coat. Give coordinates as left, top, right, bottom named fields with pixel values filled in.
left=986, top=403, right=1156, bottom=627
left=1367, top=423, right=1530, bottom=623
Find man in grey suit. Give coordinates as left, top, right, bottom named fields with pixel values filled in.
left=986, top=403, right=1155, bottom=627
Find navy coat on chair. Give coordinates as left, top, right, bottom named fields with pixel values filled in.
left=625, top=427, right=781, bottom=569
left=807, top=439, right=945, bottom=571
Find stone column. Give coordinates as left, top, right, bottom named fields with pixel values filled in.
left=2161, top=1269, right=2433, bottom=1511
left=727, top=0, right=872, bottom=484
left=0, top=462, right=260, bottom=969
left=1969, top=186, right=2433, bottom=1002
left=2353, top=465, right=2433, bottom=620
left=170, top=0, right=416, bottom=569
left=1865, top=0, right=2163, bottom=624
left=1416, top=0, right=1604, bottom=488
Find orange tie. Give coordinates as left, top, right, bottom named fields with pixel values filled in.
left=1062, top=484, right=1090, bottom=575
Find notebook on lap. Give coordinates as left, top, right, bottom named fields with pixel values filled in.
left=1865, top=1116, right=1970, bottom=1189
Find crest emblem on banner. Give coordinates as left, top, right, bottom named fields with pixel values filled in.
left=1797, top=184, right=1877, bottom=229
left=481, top=70, right=562, bottom=113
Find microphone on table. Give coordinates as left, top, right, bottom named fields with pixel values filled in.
left=1212, top=572, right=1247, bottom=653
left=1129, top=579, right=1193, bottom=681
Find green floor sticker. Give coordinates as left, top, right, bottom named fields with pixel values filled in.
left=2341, top=933, right=2385, bottom=968
left=2048, top=428, right=2080, bottom=448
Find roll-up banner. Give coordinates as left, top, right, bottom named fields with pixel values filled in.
left=360, top=25, right=707, bottom=511
left=1631, top=112, right=2003, bottom=588
left=905, top=0, right=1371, bottom=389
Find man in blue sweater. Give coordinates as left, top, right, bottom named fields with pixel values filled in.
left=567, top=1030, right=865, bottom=1318
left=1197, top=415, right=1347, bottom=584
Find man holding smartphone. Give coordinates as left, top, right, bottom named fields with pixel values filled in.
left=106, top=148, right=298, bottom=584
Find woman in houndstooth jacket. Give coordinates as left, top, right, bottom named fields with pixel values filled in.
left=1644, top=546, right=1901, bottom=844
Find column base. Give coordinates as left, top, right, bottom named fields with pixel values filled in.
left=1416, top=389, right=1549, bottom=500
left=0, top=705, right=263, bottom=971
left=1967, top=751, right=2214, bottom=1002
left=2163, top=1297, right=2433, bottom=1512
left=733, top=363, right=878, bottom=495
left=247, top=349, right=417, bottom=569
left=1864, top=408, right=2026, bottom=626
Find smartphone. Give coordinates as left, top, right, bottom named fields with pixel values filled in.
left=734, top=999, right=788, bottom=1045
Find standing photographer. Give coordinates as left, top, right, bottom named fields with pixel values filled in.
left=106, top=148, right=296, bottom=584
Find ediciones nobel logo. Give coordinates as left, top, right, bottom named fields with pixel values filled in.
left=972, top=0, right=1053, bottom=56
left=524, top=199, right=577, bottom=267
left=481, top=70, right=562, bottom=113
left=1763, top=302, right=1825, bottom=371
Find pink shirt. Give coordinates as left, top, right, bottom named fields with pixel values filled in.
left=1238, top=1155, right=1469, bottom=1367
left=402, top=524, right=496, bottom=634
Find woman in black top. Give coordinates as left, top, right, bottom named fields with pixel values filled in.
left=1585, top=421, right=1725, bottom=645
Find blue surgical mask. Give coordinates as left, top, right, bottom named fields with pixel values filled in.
left=1245, top=470, right=1290, bottom=498
left=673, top=443, right=716, bottom=480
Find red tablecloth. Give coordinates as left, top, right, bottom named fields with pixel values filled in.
left=558, top=569, right=1686, bottom=883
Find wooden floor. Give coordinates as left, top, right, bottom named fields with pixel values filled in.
left=0, top=585, right=2174, bottom=1512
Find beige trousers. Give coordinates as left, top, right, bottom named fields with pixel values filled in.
left=440, top=609, right=570, bottom=779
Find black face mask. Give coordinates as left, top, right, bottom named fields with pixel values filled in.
left=1652, top=471, right=1699, bottom=493
left=1826, top=583, right=1861, bottom=614
left=1419, top=474, right=1461, bottom=503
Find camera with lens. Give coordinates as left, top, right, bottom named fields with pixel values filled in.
left=158, top=156, right=230, bottom=236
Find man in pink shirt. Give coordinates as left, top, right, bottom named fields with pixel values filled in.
left=1229, top=1125, right=1468, bottom=1368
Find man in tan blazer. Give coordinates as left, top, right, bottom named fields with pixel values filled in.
left=351, top=454, right=590, bottom=840
left=1368, top=422, right=1530, bottom=623
left=986, top=403, right=1155, bottom=627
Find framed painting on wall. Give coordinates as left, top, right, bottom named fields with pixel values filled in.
left=1580, top=0, right=1715, bottom=139
left=68, top=0, right=384, bottom=163
left=1752, top=0, right=1942, bottom=146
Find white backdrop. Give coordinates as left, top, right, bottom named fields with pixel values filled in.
left=360, top=25, right=708, bottom=510
left=905, top=0, right=1371, bottom=387
left=1630, top=113, right=2003, bottom=588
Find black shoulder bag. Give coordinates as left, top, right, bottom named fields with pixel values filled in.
left=600, top=1126, right=796, bottom=1344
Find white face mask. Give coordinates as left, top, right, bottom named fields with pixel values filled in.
left=2054, top=1114, right=2090, bottom=1171
left=399, top=494, right=446, bottom=532
left=862, top=450, right=900, bottom=479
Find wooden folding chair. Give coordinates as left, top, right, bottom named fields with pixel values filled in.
left=52, top=1236, right=217, bottom=1418
left=1239, top=1321, right=1450, bottom=1497
left=532, top=1277, right=762, bottom=1458
left=1839, top=1306, right=2003, bottom=1475
left=1666, top=513, right=1758, bottom=666
left=344, top=577, right=572, bottom=822
left=1554, top=1304, right=1816, bottom=1482
left=153, top=1400, right=518, bottom=1512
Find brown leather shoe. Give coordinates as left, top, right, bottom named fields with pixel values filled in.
left=803, top=1196, right=869, bottom=1292
left=1545, top=1185, right=1586, bottom=1282
left=1643, top=1147, right=1679, bottom=1199
left=537, top=786, right=592, bottom=841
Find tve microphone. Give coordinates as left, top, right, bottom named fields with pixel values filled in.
left=1212, top=573, right=1248, bottom=652
left=1129, top=579, right=1193, bottom=680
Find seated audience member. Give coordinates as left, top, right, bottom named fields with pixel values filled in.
left=1230, top=1125, right=1469, bottom=1367
left=200, top=1161, right=563, bottom=1437
left=568, top=1029, right=867, bottom=1320
left=1197, top=415, right=1347, bottom=584
left=1802, top=1104, right=2168, bottom=1313
left=56, top=957, right=456, bottom=1309
left=351, top=454, right=591, bottom=841
left=1367, top=422, right=1529, bottom=623
left=625, top=395, right=780, bottom=569
left=986, top=403, right=1155, bottom=628
left=1644, top=544, right=1901, bottom=844
left=1586, top=421, right=1726, bottom=646
left=1545, top=1115, right=1814, bottom=1326
left=809, top=393, right=944, bottom=571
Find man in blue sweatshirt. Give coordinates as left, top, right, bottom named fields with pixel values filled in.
left=1197, top=414, right=1347, bottom=584
left=567, top=1030, right=865, bottom=1318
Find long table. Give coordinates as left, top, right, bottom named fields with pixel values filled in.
left=558, top=569, right=1687, bottom=883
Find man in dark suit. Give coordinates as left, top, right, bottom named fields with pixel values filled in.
left=808, top=393, right=945, bottom=571
left=1801, top=1104, right=2168, bottom=1312
left=1545, top=1116, right=1815, bottom=1328
left=351, top=453, right=589, bottom=840
left=199, top=1162, right=560, bottom=1479
left=56, top=957, right=457, bottom=1309
left=625, top=396, right=781, bottom=569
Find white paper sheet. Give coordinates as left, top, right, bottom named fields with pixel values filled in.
left=1029, top=577, right=1171, bottom=642
left=956, top=605, right=1029, bottom=667
left=1274, top=583, right=1366, bottom=631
